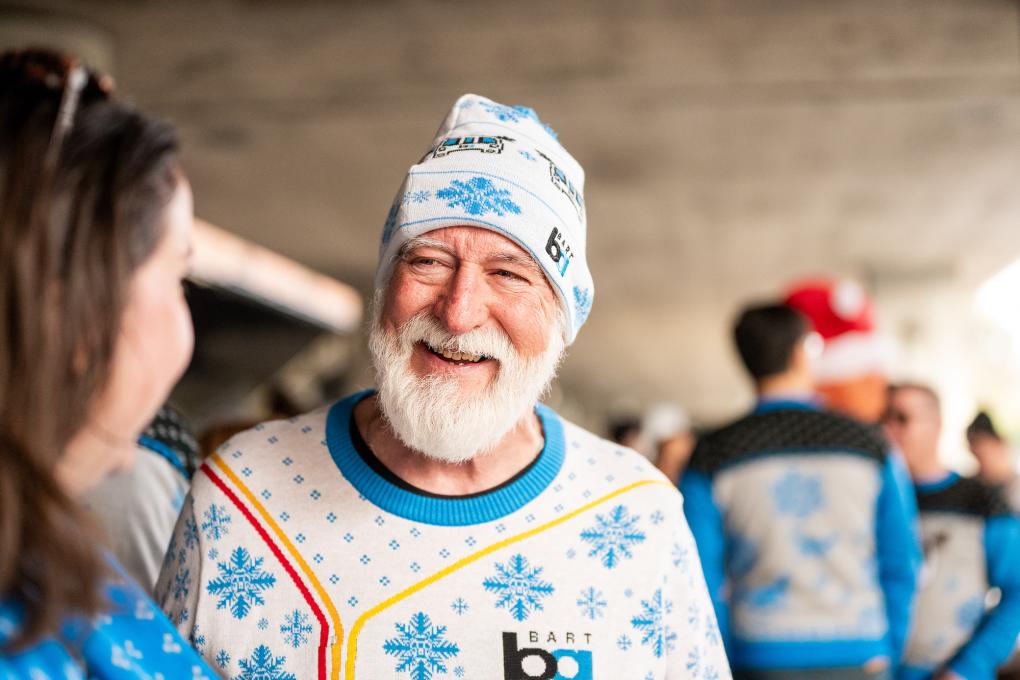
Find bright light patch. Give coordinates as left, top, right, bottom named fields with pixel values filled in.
left=976, top=258, right=1020, bottom=347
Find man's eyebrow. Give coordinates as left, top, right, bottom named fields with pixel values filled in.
left=491, top=252, right=542, bottom=273
left=399, top=237, right=454, bottom=258
left=397, top=238, right=541, bottom=274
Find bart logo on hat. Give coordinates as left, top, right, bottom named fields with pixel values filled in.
left=376, top=94, right=594, bottom=343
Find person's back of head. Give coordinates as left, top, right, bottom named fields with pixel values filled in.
left=966, top=410, right=1014, bottom=484
left=0, top=47, right=191, bottom=650
left=733, top=302, right=811, bottom=388
left=967, top=410, right=999, bottom=442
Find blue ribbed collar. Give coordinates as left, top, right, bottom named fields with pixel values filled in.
left=915, top=470, right=960, bottom=494
left=137, top=435, right=188, bottom=479
left=752, top=394, right=820, bottom=415
left=325, top=390, right=565, bottom=526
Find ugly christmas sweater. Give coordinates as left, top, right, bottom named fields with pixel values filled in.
left=155, top=391, right=730, bottom=680
left=900, top=473, right=1020, bottom=680
left=680, top=399, right=921, bottom=672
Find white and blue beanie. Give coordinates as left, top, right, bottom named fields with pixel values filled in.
left=376, top=94, right=593, bottom=344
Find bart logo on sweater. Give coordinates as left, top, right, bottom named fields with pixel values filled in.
left=502, top=631, right=593, bottom=680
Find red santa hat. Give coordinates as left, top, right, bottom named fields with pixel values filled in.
left=784, top=278, right=893, bottom=382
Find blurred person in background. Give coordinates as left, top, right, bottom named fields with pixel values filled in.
left=786, top=279, right=893, bottom=424
left=967, top=412, right=1020, bottom=680
left=157, top=93, right=728, bottom=679
left=607, top=414, right=642, bottom=450
left=83, top=405, right=200, bottom=593
left=968, top=411, right=1020, bottom=512
left=0, top=48, right=214, bottom=677
left=655, top=428, right=696, bottom=485
left=885, top=384, right=1020, bottom=680
left=682, top=302, right=920, bottom=680
left=640, top=402, right=696, bottom=485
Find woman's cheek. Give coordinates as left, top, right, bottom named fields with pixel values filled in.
left=108, top=272, right=193, bottom=437
left=165, top=283, right=195, bottom=380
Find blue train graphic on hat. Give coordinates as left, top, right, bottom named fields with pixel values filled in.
left=537, top=151, right=585, bottom=219
left=429, top=135, right=516, bottom=159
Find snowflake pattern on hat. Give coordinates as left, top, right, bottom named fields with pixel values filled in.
left=436, top=177, right=521, bottom=217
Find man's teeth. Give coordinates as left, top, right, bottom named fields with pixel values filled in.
left=434, top=346, right=483, bottom=362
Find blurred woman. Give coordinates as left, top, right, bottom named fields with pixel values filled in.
left=0, top=48, right=216, bottom=677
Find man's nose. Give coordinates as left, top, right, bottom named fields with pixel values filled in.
left=434, top=266, right=488, bottom=335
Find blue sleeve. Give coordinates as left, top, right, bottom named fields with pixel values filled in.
left=875, top=454, right=921, bottom=664
left=79, top=573, right=218, bottom=679
left=679, top=469, right=729, bottom=649
left=948, top=514, right=1020, bottom=679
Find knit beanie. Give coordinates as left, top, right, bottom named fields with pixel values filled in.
left=375, top=94, right=593, bottom=344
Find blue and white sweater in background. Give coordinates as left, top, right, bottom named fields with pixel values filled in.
left=900, top=473, right=1020, bottom=680
left=680, top=400, right=921, bottom=672
left=83, top=440, right=189, bottom=593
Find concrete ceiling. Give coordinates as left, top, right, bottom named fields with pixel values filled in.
left=6, top=0, right=1020, bottom=425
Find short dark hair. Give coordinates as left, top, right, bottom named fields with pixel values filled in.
left=608, top=417, right=641, bottom=445
left=967, top=410, right=1000, bottom=441
left=733, top=303, right=809, bottom=380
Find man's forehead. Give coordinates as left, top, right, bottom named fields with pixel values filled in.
left=407, top=226, right=537, bottom=263
left=893, top=386, right=939, bottom=412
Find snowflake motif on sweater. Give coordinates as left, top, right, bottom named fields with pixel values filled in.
left=772, top=471, right=825, bottom=518
left=201, top=504, right=232, bottom=541
left=383, top=612, right=460, bottom=680
left=236, top=644, right=296, bottom=680
left=632, top=589, right=678, bottom=659
left=577, top=587, right=608, bottom=621
left=580, top=504, right=646, bottom=568
left=206, top=547, right=277, bottom=620
left=279, top=609, right=313, bottom=648
left=482, top=554, right=554, bottom=621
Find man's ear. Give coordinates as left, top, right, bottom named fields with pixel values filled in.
left=789, top=336, right=811, bottom=375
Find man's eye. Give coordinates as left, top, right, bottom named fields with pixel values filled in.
left=495, top=269, right=526, bottom=281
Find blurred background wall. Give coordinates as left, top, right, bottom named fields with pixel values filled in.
left=4, top=0, right=1020, bottom=468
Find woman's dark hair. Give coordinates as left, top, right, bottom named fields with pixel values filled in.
left=733, top=303, right=809, bottom=381
left=0, top=48, right=181, bottom=649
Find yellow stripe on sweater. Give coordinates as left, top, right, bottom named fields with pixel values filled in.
left=344, top=478, right=670, bottom=679
left=212, top=453, right=346, bottom=680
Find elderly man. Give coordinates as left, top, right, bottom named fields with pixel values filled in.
left=157, top=95, right=728, bottom=680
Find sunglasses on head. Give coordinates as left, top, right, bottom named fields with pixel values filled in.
left=0, top=47, right=114, bottom=171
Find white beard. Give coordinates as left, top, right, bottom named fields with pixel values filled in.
left=368, top=301, right=565, bottom=464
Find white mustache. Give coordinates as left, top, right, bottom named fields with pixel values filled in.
left=397, top=313, right=516, bottom=365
